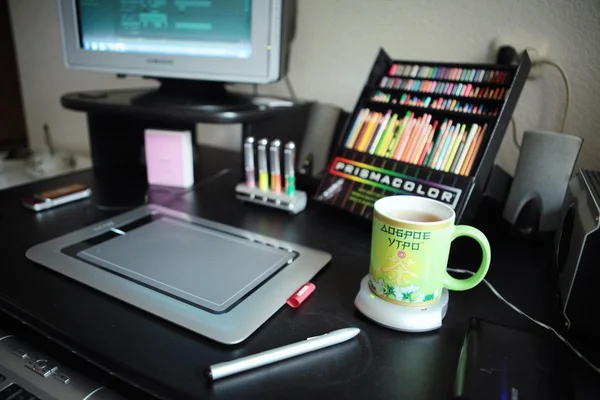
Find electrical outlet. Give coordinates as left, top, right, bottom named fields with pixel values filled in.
left=491, top=34, right=549, bottom=79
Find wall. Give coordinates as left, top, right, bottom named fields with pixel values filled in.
left=8, top=0, right=600, bottom=174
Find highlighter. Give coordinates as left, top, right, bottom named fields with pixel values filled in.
left=257, top=138, right=269, bottom=191
left=269, top=140, right=282, bottom=193
left=284, top=142, right=296, bottom=196
left=243, top=137, right=256, bottom=188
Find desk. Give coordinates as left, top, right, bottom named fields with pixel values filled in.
left=0, top=147, right=590, bottom=399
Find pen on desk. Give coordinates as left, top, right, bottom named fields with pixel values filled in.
left=244, top=137, right=256, bottom=188
left=269, top=139, right=282, bottom=193
left=284, top=142, right=296, bottom=196
left=257, top=138, right=269, bottom=191
left=205, top=327, right=360, bottom=381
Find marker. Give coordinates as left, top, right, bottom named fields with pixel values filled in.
left=269, top=140, right=282, bottom=193
left=205, top=328, right=360, bottom=381
left=243, top=137, right=256, bottom=188
left=284, top=142, right=296, bottom=196
left=257, top=138, right=269, bottom=191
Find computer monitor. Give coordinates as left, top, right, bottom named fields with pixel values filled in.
left=58, top=0, right=296, bottom=108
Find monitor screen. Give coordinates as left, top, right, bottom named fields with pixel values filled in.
left=77, top=0, right=253, bottom=59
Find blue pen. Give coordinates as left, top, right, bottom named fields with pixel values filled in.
left=468, top=104, right=474, bottom=113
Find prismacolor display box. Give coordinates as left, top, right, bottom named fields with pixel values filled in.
left=315, top=49, right=531, bottom=222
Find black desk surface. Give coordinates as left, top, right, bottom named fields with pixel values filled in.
left=0, top=148, right=595, bottom=399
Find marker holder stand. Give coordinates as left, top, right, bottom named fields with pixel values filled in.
left=315, top=48, right=531, bottom=223
left=235, top=183, right=307, bottom=215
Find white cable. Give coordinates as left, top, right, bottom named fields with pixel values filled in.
left=283, top=75, right=298, bottom=102
left=447, top=268, right=600, bottom=374
left=538, top=59, right=571, bottom=132
left=510, top=117, right=520, bottom=149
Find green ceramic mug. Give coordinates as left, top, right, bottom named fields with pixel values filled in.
left=369, top=195, right=491, bottom=306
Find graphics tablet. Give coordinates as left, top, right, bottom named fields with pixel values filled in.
left=26, top=204, right=331, bottom=344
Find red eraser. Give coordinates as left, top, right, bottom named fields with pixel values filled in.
left=287, top=283, right=316, bottom=308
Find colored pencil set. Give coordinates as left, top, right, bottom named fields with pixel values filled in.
left=379, top=77, right=508, bottom=100
left=344, top=109, right=487, bottom=176
left=371, top=91, right=499, bottom=116
left=389, top=64, right=511, bottom=84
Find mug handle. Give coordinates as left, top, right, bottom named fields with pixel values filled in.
left=443, top=225, right=491, bottom=291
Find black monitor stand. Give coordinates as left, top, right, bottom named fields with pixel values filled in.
left=61, top=86, right=313, bottom=209
left=132, top=78, right=260, bottom=112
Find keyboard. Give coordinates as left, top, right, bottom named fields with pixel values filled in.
left=0, top=328, right=124, bottom=400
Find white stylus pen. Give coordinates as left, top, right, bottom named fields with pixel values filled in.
left=205, top=327, right=360, bottom=381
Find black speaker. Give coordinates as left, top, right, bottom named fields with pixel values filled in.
left=503, top=130, right=582, bottom=232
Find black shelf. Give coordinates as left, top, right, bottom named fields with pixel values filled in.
left=316, top=48, right=531, bottom=223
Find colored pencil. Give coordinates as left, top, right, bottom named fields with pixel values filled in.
left=444, top=124, right=466, bottom=172
left=352, top=111, right=373, bottom=150
left=460, top=124, right=485, bottom=175
left=418, top=136, right=433, bottom=166
left=386, top=112, right=412, bottom=157
left=345, top=109, right=367, bottom=148
left=356, top=112, right=379, bottom=151
left=368, top=111, right=391, bottom=154
left=434, top=125, right=455, bottom=170
left=453, top=123, right=479, bottom=174
left=408, top=115, right=432, bottom=163
left=406, top=114, right=431, bottom=162
left=425, top=120, right=447, bottom=167
left=400, top=116, right=423, bottom=161
left=393, top=116, right=417, bottom=160
left=375, top=113, right=398, bottom=156
left=450, top=132, right=466, bottom=173
left=415, top=122, right=436, bottom=165
left=429, top=120, right=452, bottom=168
left=464, top=127, right=485, bottom=175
